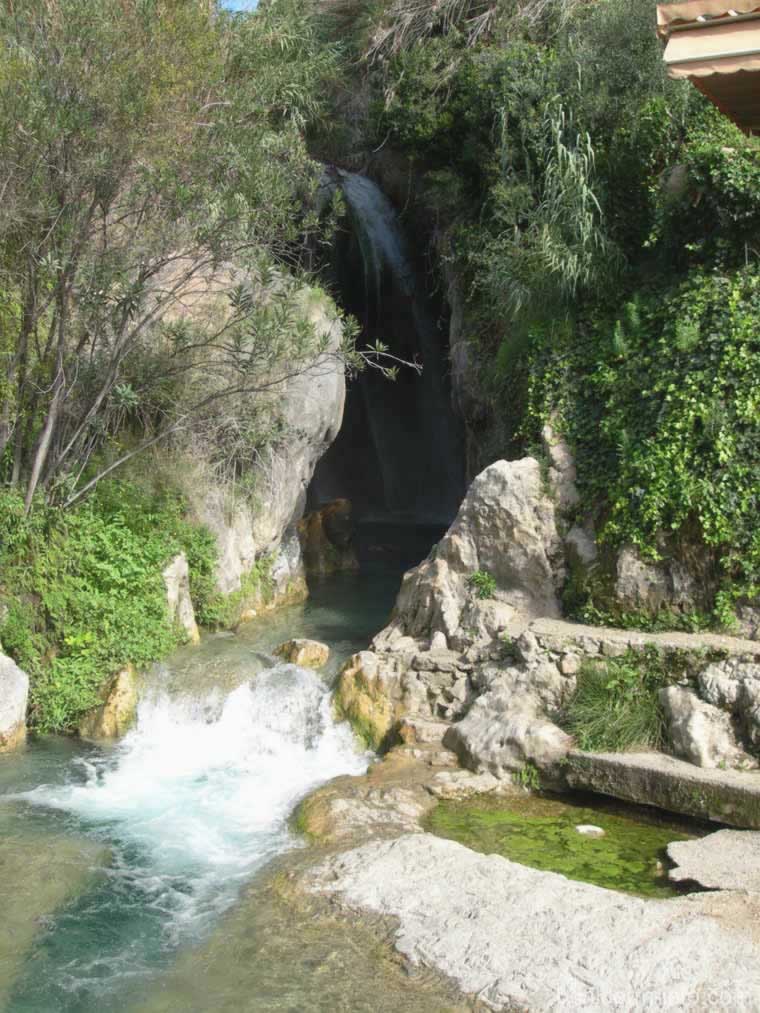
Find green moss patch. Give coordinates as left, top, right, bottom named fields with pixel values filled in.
left=425, top=793, right=706, bottom=898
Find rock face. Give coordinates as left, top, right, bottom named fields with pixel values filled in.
left=274, top=639, right=330, bottom=670
left=668, top=829, right=760, bottom=891
left=306, top=833, right=760, bottom=1012
left=614, top=544, right=704, bottom=616
left=0, top=652, right=29, bottom=752
left=376, top=458, right=562, bottom=651
left=78, top=665, right=139, bottom=740
left=298, top=499, right=359, bottom=576
left=176, top=286, right=346, bottom=618
left=162, top=553, right=200, bottom=645
left=660, top=686, right=754, bottom=769
left=542, top=421, right=580, bottom=514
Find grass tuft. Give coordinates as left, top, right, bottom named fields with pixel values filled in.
left=560, top=650, right=669, bottom=753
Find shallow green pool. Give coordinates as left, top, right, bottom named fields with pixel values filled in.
left=425, top=792, right=708, bottom=898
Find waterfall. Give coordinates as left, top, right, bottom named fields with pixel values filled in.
left=12, top=661, right=366, bottom=1004
left=311, top=172, right=465, bottom=526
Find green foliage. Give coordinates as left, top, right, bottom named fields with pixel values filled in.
left=560, top=649, right=670, bottom=753
left=529, top=265, right=760, bottom=615
left=467, top=569, right=497, bottom=599
left=327, top=0, right=760, bottom=615
left=0, top=481, right=220, bottom=732
left=515, top=761, right=541, bottom=791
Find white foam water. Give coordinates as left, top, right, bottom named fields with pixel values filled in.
left=19, top=663, right=367, bottom=949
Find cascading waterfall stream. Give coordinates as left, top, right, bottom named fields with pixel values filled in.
left=6, top=656, right=367, bottom=1010
left=310, top=172, right=465, bottom=526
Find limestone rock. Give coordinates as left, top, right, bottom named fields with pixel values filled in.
left=274, top=638, right=330, bottom=670
left=176, top=284, right=345, bottom=608
left=78, top=666, right=139, bottom=740
left=564, top=524, right=598, bottom=566
left=162, top=553, right=200, bottom=645
left=306, top=833, right=760, bottom=1012
left=575, top=824, right=605, bottom=837
left=542, top=420, right=580, bottom=514
left=396, top=717, right=450, bottom=746
left=445, top=689, right=573, bottom=776
left=0, top=652, right=29, bottom=752
left=660, top=685, right=753, bottom=769
left=614, top=545, right=699, bottom=615
left=668, top=829, right=760, bottom=891
left=698, top=659, right=760, bottom=752
left=247, top=288, right=346, bottom=563
left=298, top=499, right=359, bottom=577
left=377, top=458, right=563, bottom=650
left=736, top=598, right=760, bottom=642
left=335, top=652, right=404, bottom=750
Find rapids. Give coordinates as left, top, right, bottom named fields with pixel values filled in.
left=0, top=573, right=384, bottom=1011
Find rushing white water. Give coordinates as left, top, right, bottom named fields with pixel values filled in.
left=19, top=663, right=367, bottom=952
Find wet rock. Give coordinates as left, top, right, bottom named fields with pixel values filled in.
left=334, top=652, right=403, bottom=750
left=274, top=638, right=330, bottom=670
left=298, top=499, right=359, bottom=577
left=163, top=553, right=200, bottom=645
left=0, top=651, right=29, bottom=752
left=668, top=829, right=760, bottom=891
left=78, top=665, right=139, bottom=740
left=660, top=686, right=754, bottom=769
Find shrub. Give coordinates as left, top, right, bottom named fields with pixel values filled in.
left=467, top=570, right=497, bottom=599
left=0, top=480, right=220, bottom=732
left=560, top=650, right=669, bottom=753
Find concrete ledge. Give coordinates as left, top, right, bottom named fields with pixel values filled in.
left=565, top=750, right=760, bottom=829
left=530, top=617, right=760, bottom=659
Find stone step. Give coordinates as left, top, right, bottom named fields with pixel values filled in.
left=565, top=750, right=760, bottom=829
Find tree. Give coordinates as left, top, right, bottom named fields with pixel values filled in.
left=0, top=0, right=343, bottom=511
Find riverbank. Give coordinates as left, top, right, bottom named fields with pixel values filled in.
left=289, top=743, right=760, bottom=1011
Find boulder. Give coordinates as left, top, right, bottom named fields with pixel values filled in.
left=668, top=829, right=760, bottom=891
left=78, top=665, right=139, bottom=740
left=298, top=499, right=359, bottom=577
left=660, top=686, right=754, bottom=769
left=376, top=458, right=562, bottom=650
left=0, top=652, right=29, bottom=752
left=162, top=553, right=200, bottom=644
left=445, top=689, right=573, bottom=776
left=274, top=638, right=330, bottom=670
left=698, top=659, right=760, bottom=751
left=334, top=651, right=405, bottom=750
